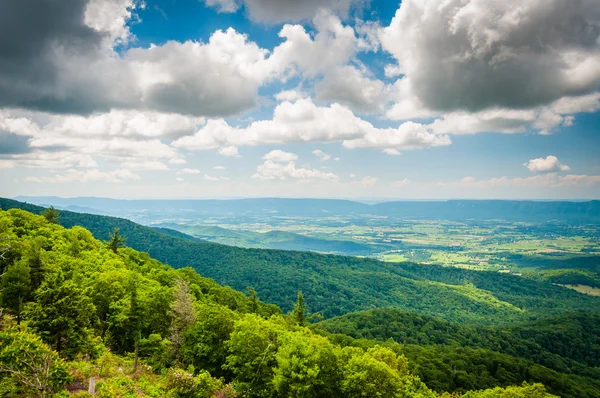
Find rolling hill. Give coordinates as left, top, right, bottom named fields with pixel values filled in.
left=2, top=197, right=598, bottom=324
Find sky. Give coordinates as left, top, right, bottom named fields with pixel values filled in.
left=0, top=0, right=599, bottom=200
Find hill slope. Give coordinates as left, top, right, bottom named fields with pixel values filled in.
left=2, top=197, right=599, bottom=324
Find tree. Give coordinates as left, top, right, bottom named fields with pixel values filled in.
left=0, top=328, right=71, bottom=397
left=1, top=260, right=31, bottom=324
left=128, top=278, right=143, bottom=371
left=21, top=238, right=44, bottom=291
left=224, top=314, right=284, bottom=397
left=292, top=291, right=306, bottom=326
left=24, top=271, right=96, bottom=356
left=273, top=331, right=342, bottom=397
left=41, top=206, right=60, bottom=224
left=106, top=228, right=126, bottom=254
left=247, top=287, right=259, bottom=314
left=170, top=279, right=197, bottom=358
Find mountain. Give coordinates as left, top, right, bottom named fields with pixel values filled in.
left=0, top=206, right=595, bottom=397
left=15, top=196, right=600, bottom=223
left=156, top=223, right=382, bottom=254
left=2, top=197, right=598, bottom=325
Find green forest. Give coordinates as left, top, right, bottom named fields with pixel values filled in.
left=0, top=206, right=577, bottom=397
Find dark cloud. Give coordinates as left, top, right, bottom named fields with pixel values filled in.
left=0, top=132, right=32, bottom=154
left=0, top=0, right=116, bottom=114
left=382, top=0, right=600, bottom=112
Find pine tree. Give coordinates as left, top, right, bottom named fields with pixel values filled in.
left=41, top=206, right=60, bottom=224
left=106, top=228, right=126, bottom=254
left=1, top=260, right=31, bottom=324
left=24, top=271, right=95, bottom=356
left=247, top=287, right=259, bottom=314
left=292, top=291, right=306, bottom=326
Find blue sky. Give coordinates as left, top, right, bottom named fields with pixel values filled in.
left=1, top=0, right=599, bottom=199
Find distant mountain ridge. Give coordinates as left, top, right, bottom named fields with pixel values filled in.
left=14, top=196, right=600, bottom=222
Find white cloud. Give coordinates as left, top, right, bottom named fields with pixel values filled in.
left=312, top=149, right=331, bottom=161
left=441, top=173, right=600, bottom=189
left=380, top=0, right=600, bottom=112
left=202, top=0, right=239, bottom=13
left=252, top=160, right=339, bottom=181
left=12, top=152, right=98, bottom=169
left=263, top=149, right=298, bottom=162
left=84, top=0, right=139, bottom=48
left=214, top=165, right=226, bottom=170
left=25, top=168, right=140, bottom=183
left=121, top=160, right=169, bottom=171
left=174, top=99, right=450, bottom=152
left=360, top=176, right=377, bottom=186
left=42, top=110, right=205, bottom=139
left=204, top=174, right=221, bottom=181
left=177, top=168, right=201, bottom=175
left=271, top=10, right=358, bottom=78
left=343, top=121, right=451, bottom=150
left=0, top=160, right=15, bottom=169
left=391, top=179, right=410, bottom=188
left=525, top=156, right=571, bottom=173
left=316, top=65, right=385, bottom=113
left=219, top=145, right=240, bottom=157
left=169, top=158, right=187, bottom=165
left=275, top=89, right=307, bottom=102
left=383, top=148, right=401, bottom=156
left=428, top=109, right=537, bottom=135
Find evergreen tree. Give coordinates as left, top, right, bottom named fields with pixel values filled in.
left=23, top=238, right=44, bottom=291
left=247, top=286, right=259, bottom=314
left=128, top=278, right=143, bottom=371
left=24, top=271, right=96, bottom=356
left=0, top=260, right=31, bottom=324
left=292, top=291, right=306, bottom=326
left=41, top=206, right=60, bottom=224
left=106, top=228, right=126, bottom=254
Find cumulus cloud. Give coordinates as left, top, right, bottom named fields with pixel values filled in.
left=214, top=165, right=226, bottom=170
left=312, top=149, right=331, bottom=161
left=525, top=156, right=571, bottom=173
left=174, top=99, right=450, bottom=152
left=252, top=160, right=339, bottom=181
left=360, top=176, right=377, bottom=186
left=316, top=65, right=385, bottom=113
left=218, top=146, right=240, bottom=157
left=263, top=150, right=298, bottom=162
left=380, top=0, right=600, bottom=113
left=342, top=121, right=451, bottom=150
left=0, top=1, right=287, bottom=117
left=383, top=148, right=401, bottom=156
left=275, top=89, right=307, bottom=102
left=202, top=0, right=239, bottom=13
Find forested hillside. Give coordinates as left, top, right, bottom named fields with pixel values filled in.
left=0, top=208, right=565, bottom=397
left=320, top=309, right=600, bottom=383
left=1, top=198, right=598, bottom=325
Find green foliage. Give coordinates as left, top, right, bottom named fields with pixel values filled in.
left=41, top=206, right=60, bottom=224
left=24, top=270, right=96, bottom=357
left=1, top=259, right=31, bottom=324
left=0, top=327, right=71, bottom=397
left=106, top=228, right=126, bottom=254
left=0, top=206, right=595, bottom=398
left=166, top=368, right=224, bottom=398
left=458, top=382, right=557, bottom=397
